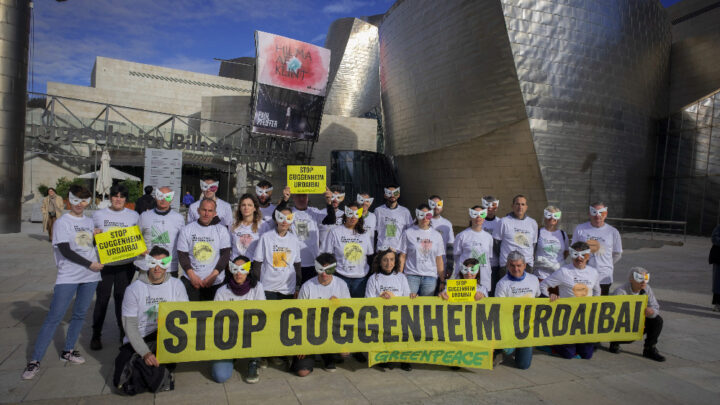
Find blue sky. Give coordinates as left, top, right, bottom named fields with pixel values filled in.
left=30, top=0, right=683, bottom=94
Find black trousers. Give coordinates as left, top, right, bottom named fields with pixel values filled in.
left=265, top=291, right=294, bottom=300
left=613, top=315, right=663, bottom=348
left=600, top=283, right=612, bottom=296
left=181, top=276, right=221, bottom=301
left=93, top=263, right=137, bottom=338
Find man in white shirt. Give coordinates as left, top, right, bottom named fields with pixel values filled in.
left=374, top=184, right=413, bottom=251
left=480, top=195, right=503, bottom=295
left=186, top=175, right=233, bottom=227
left=493, top=194, right=538, bottom=275
left=135, top=187, right=185, bottom=278
left=429, top=195, right=454, bottom=278
left=318, top=185, right=345, bottom=249
left=356, top=191, right=377, bottom=247
left=177, top=199, right=232, bottom=301
left=255, top=180, right=276, bottom=221
left=293, top=253, right=351, bottom=376
left=113, top=246, right=188, bottom=394
left=572, top=201, right=622, bottom=295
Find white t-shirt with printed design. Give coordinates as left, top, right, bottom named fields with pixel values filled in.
left=52, top=213, right=101, bottom=285
left=122, top=277, right=188, bottom=342
left=539, top=264, right=601, bottom=298
left=177, top=221, right=231, bottom=285
left=229, top=222, right=262, bottom=260
left=365, top=272, right=411, bottom=297
left=318, top=207, right=343, bottom=251
left=493, top=215, right=538, bottom=267
left=259, top=203, right=277, bottom=222
left=375, top=204, right=413, bottom=251
left=363, top=212, right=377, bottom=247
left=298, top=276, right=351, bottom=300
left=481, top=216, right=502, bottom=267
left=398, top=225, right=445, bottom=278
left=431, top=216, right=455, bottom=248
left=325, top=225, right=374, bottom=278
left=495, top=273, right=541, bottom=298
left=572, top=222, right=622, bottom=284
left=187, top=198, right=234, bottom=228
left=534, top=228, right=569, bottom=280
left=452, top=227, right=494, bottom=284
left=92, top=207, right=140, bottom=265
left=290, top=206, right=325, bottom=267
left=214, top=282, right=266, bottom=301
left=135, top=209, right=185, bottom=273
left=253, top=230, right=302, bottom=295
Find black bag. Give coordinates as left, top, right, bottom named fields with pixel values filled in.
left=113, top=332, right=174, bottom=395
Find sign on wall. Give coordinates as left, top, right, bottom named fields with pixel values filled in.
left=143, top=148, right=183, bottom=210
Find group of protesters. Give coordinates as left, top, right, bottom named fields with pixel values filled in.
left=23, top=176, right=667, bottom=395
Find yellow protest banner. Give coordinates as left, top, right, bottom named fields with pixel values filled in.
left=287, top=165, right=326, bottom=194
left=95, top=225, right=147, bottom=264
left=156, top=296, right=646, bottom=365
left=368, top=348, right=493, bottom=369
left=447, top=279, right=477, bottom=302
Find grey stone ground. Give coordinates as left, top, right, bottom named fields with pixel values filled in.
left=1, top=223, right=718, bottom=405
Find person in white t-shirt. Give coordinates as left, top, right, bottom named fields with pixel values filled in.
left=365, top=249, right=414, bottom=371
left=252, top=207, right=302, bottom=300
left=375, top=184, right=413, bottom=251
left=440, top=258, right=489, bottom=300
left=398, top=204, right=445, bottom=296
left=229, top=193, right=265, bottom=262
left=452, top=206, right=494, bottom=293
left=540, top=241, right=601, bottom=360
left=135, top=186, right=185, bottom=278
left=572, top=201, right=622, bottom=295
left=22, top=185, right=103, bottom=380
left=91, top=183, right=140, bottom=351
left=113, top=246, right=187, bottom=394
left=480, top=196, right=503, bottom=295
left=429, top=195, right=455, bottom=278
left=177, top=199, right=232, bottom=301
left=534, top=205, right=569, bottom=282
left=211, top=255, right=266, bottom=384
left=325, top=202, right=374, bottom=297
left=318, top=185, right=345, bottom=249
left=255, top=180, right=276, bottom=221
left=493, top=194, right=538, bottom=274
left=494, top=251, right=540, bottom=369
left=186, top=175, right=234, bottom=227
left=356, top=192, right=377, bottom=248
left=293, top=253, right=351, bottom=376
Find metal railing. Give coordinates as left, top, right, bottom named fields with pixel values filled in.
left=605, top=217, right=687, bottom=241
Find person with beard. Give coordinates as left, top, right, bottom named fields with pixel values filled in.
left=186, top=175, right=234, bottom=227
left=134, top=187, right=185, bottom=279
left=374, top=184, right=413, bottom=252
left=572, top=201, right=622, bottom=296
left=255, top=180, right=276, bottom=221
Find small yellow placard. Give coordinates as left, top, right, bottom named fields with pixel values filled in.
left=287, top=165, right=326, bottom=194
left=94, top=225, right=147, bottom=264
left=447, top=279, right=477, bottom=302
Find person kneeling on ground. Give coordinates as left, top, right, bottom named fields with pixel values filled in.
left=493, top=251, right=540, bottom=369
left=292, top=253, right=351, bottom=376
left=113, top=247, right=188, bottom=395
left=609, top=267, right=666, bottom=362
left=212, top=256, right=266, bottom=383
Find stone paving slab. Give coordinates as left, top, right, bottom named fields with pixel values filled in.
left=1, top=224, right=719, bottom=404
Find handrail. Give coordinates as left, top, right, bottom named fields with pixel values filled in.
left=605, top=217, right=687, bottom=242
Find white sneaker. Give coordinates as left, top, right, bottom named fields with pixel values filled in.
left=22, top=361, right=40, bottom=380
left=61, top=350, right=86, bottom=364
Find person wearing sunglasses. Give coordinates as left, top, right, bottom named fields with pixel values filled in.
left=135, top=186, right=185, bottom=279
left=112, top=246, right=187, bottom=395
left=255, top=180, right=276, bottom=221
left=534, top=206, right=569, bottom=283
left=375, top=184, right=413, bottom=252
left=22, top=185, right=103, bottom=380
left=480, top=196, right=503, bottom=296
left=572, top=201, right=622, bottom=296
left=451, top=206, right=493, bottom=296
left=540, top=241, right=601, bottom=359
left=609, top=267, right=665, bottom=362
left=492, top=195, right=538, bottom=278
left=293, top=253, right=351, bottom=376
left=429, top=195, right=455, bottom=279
left=187, top=175, right=234, bottom=227
left=398, top=204, right=445, bottom=296
left=493, top=251, right=540, bottom=369
left=211, top=256, right=266, bottom=384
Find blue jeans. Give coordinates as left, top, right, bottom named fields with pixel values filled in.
left=503, top=347, right=533, bottom=369
left=405, top=275, right=437, bottom=296
left=336, top=273, right=368, bottom=298
left=212, top=359, right=235, bottom=383
left=31, top=281, right=99, bottom=361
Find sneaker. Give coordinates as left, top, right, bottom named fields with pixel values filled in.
left=323, top=359, right=337, bottom=372
left=400, top=363, right=412, bottom=371
left=246, top=360, right=260, bottom=384
left=493, top=351, right=504, bottom=367
left=90, top=336, right=102, bottom=351
left=608, top=343, right=620, bottom=354
left=643, top=347, right=666, bottom=362
left=21, top=361, right=40, bottom=380
left=258, top=358, right=268, bottom=369
left=61, top=350, right=86, bottom=364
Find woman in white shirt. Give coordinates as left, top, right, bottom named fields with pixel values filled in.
left=534, top=205, right=569, bottom=282
left=398, top=204, right=445, bottom=296
left=229, top=194, right=265, bottom=260
left=453, top=206, right=494, bottom=293
left=212, top=255, right=265, bottom=384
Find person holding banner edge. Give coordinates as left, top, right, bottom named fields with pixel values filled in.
left=187, top=175, right=234, bottom=227
left=91, top=184, right=140, bottom=351
left=398, top=204, right=446, bottom=296
left=177, top=198, right=232, bottom=301
left=135, top=186, right=185, bottom=278
left=113, top=246, right=187, bottom=395
left=22, top=185, right=103, bottom=380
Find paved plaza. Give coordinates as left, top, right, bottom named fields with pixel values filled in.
left=1, top=223, right=719, bottom=405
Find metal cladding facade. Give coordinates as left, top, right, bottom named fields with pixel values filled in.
left=0, top=0, right=31, bottom=233
left=377, top=0, right=671, bottom=226
left=323, top=17, right=381, bottom=117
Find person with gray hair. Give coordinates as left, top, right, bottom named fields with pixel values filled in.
left=609, top=267, right=665, bottom=362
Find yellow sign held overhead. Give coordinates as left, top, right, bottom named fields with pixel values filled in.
left=447, top=279, right=477, bottom=302
left=95, top=225, right=147, bottom=264
left=287, top=165, right=326, bottom=194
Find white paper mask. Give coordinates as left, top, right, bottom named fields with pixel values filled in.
left=481, top=198, right=499, bottom=209
left=344, top=206, right=363, bottom=219
left=274, top=210, right=294, bottom=224
left=68, top=192, right=91, bottom=206
left=356, top=194, right=374, bottom=206
left=200, top=181, right=219, bottom=192
left=229, top=260, right=251, bottom=275
left=468, top=208, right=488, bottom=219
left=331, top=193, right=345, bottom=202
left=154, top=189, right=175, bottom=202
left=314, top=260, right=337, bottom=275
left=255, top=185, right=273, bottom=196
left=569, top=247, right=592, bottom=259
left=146, top=255, right=172, bottom=270
left=460, top=263, right=480, bottom=275
left=589, top=206, right=608, bottom=217
left=384, top=188, right=400, bottom=198
left=428, top=199, right=443, bottom=210
left=632, top=271, right=650, bottom=283
left=544, top=209, right=562, bottom=220
left=415, top=209, right=433, bottom=220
